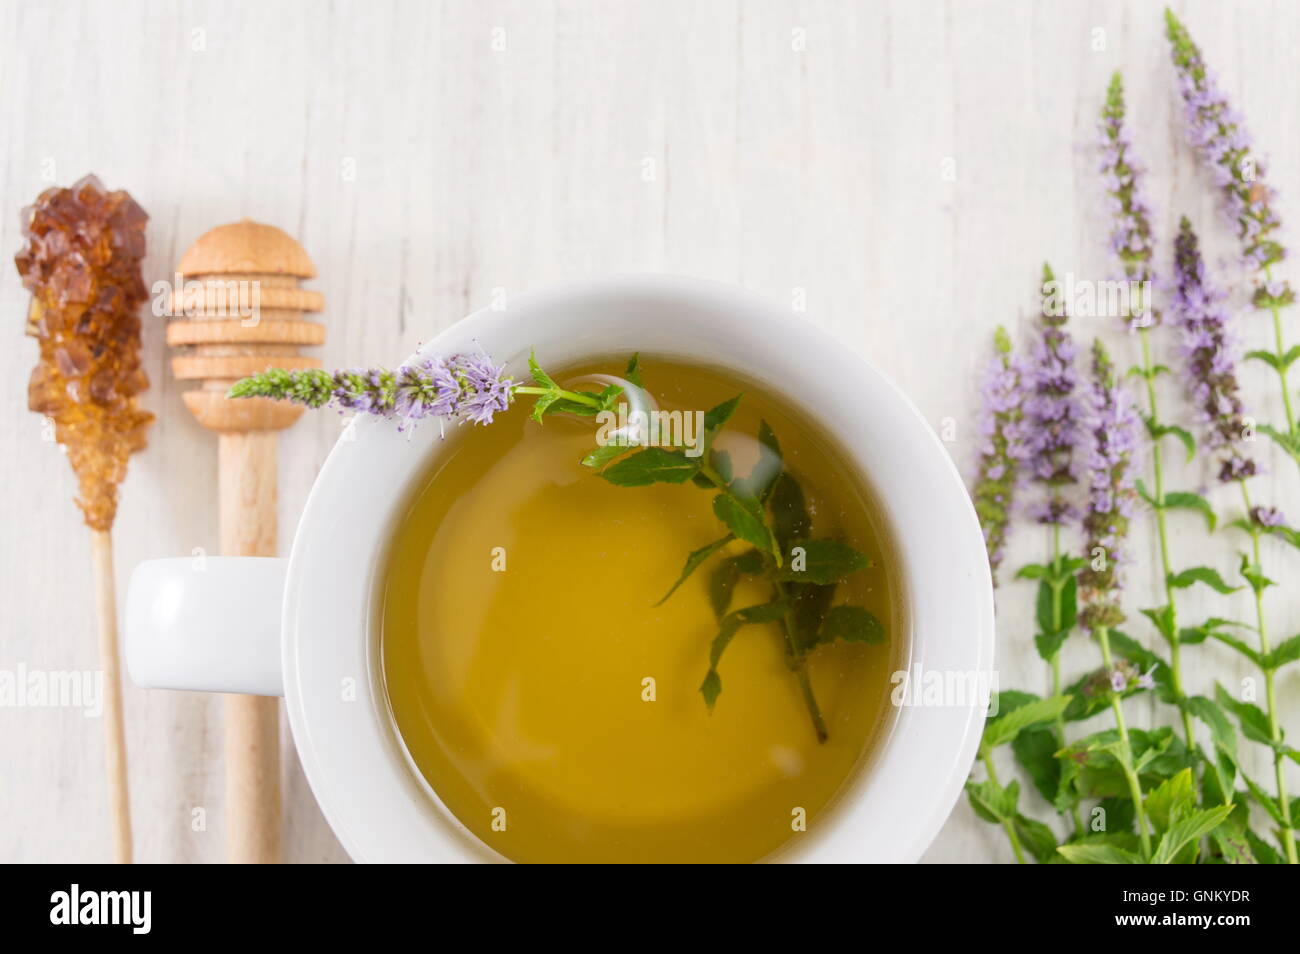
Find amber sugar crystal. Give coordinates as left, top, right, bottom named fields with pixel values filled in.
left=15, top=175, right=153, bottom=531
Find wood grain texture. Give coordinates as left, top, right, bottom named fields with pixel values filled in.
left=89, top=530, right=132, bottom=864
left=1, top=0, right=1296, bottom=864
left=218, top=431, right=282, bottom=863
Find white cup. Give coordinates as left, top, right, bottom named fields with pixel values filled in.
left=125, top=275, right=994, bottom=862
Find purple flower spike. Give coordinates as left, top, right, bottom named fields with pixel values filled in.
left=1079, top=340, right=1141, bottom=631
left=1166, top=10, right=1290, bottom=292
left=971, top=327, right=1030, bottom=585
left=1025, top=264, right=1081, bottom=524
left=1100, top=72, right=1159, bottom=329
left=1171, top=218, right=1255, bottom=483
left=227, top=350, right=520, bottom=430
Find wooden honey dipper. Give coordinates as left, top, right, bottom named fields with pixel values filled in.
left=166, top=219, right=324, bottom=863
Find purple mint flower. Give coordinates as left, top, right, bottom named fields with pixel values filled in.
left=451, top=353, right=515, bottom=425
left=1100, top=72, right=1159, bottom=329
left=1171, top=218, right=1255, bottom=483
left=971, top=327, right=1030, bottom=584
left=1078, top=339, right=1141, bottom=630
left=1137, top=666, right=1156, bottom=691
left=1110, top=669, right=1128, bottom=693
left=227, top=351, right=520, bottom=429
left=1024, top=264, right=1081, bottom=524
left=1250, top=505, right=1285, bottom=529
left=1166, top=10, right=1290, bottom=293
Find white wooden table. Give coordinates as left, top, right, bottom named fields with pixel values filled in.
left=2, top=0, right=1296, bottom=863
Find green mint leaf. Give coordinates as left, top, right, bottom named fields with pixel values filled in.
left=1139, top=605, right=1176, bottom=643
left=713, top=494, right=778, bottom=559
left=654, top=534, right=734, bottom=606
left=1214, top=684, right=1275, bottom=747
left=1143, top=767, right=1196, bottom=833
left=1034, top=580, right=1055, bottom=634
left=1263, top=634, right=1300, bottom=670
left=817, top=605, right=885, bottom=645
left=1151, top=806, right=1234, bottom=864
left=1163, top=491, right=1217, bottom=531
left=982, top=694, right=1072, bottom=751
left=527, top=350, right=557, bottom=390
left=1263, top=523, right=1300, bottom=551
left=1183, top=696, right=1238, bottom=798
left=768, top=472, right=812, bottom=551
left=1135, top=478, right=1158, bottom=508
left=1015, top=813, right=1058, bottom=864
left=965, top=777, right=1019, bottom=823
left=1016, top=563, right=1050, bottom=581
left=703, top=395, right=742, bottom=441
left=546, top=397, right=603, bottom=417
left=1167, top=566, right=1240, bottom=594
left=790, top=581, right=837, bottom=651
left=1057, top=843, right=1143, bottom=864
left=1242, top=772, right=1286, bottom=826
left=1245, top=348, right=1282, bottom=371
left=1034, top=630, right=1069, bottom=663
left=1259, top=423, right=1300, bottom=468
left=581, top=442, right=634, bottom=469
left=1202, top=629, right=1262, bottom=666
left=700, top=669, right=722, bottom=708
left=1143, top=416, right=1196, bottom=462
left=623, top=353, right=643, bottom=387
left=708, top=557, right=742, bottom=620
left=772, top=539, right=870, bottom=584
left=700, top=599, right=789, bottom=710
left=1012, top=725, right=1063, bottom=804
left=1209, top=823, right=1255, bottom=864
left=600, top=447, right=701, bottom=486
left=529, top=390, right=561, bottom=424
left=595, top=384, right=624, bottom=411
left=1239, top=553, right=1276, bottom=594
left=1245, top=828, right=1284, bottom=864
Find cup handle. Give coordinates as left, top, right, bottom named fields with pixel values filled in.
left=125, top=557, right=286, bottom=697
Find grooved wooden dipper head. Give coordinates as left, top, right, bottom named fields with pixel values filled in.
left=166, top=219, right=325, bottom=432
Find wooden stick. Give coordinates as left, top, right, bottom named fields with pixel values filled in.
left=219, top=431, right=282, bottom=863
left=169, top=219, right=323, bottom=863
left=89, top=529, right=132, bottom=864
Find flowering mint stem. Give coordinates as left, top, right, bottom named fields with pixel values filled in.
left=1137, top=327, right=1195, bottom=747
left=1237, top=481, right=1299, bottom=864
left=1167, top=11, right=1299, bottom=455
left=1095, top=625, right=1153, bottom=859
left=513, top=385, right=602, bottom=408
left=1099, top=73, right=1195, bottom=746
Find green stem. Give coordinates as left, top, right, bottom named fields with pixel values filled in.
left=1238, top=481, right=1298, bottom=864
left=1096, top=625, right=1153, bottom=859
left=514, top=385, right=604, bottom=408
left=1047, top=520, right=1084, bottom=838
left=697, top=462, right=826, bottom=743
left=982, top=752, right=1027, bottom=864
left=1137, top=327, right=1195, bottom=746
left=1263, top=265, right=1297, bottom=434
left=772, top=580, right=829, bottom=744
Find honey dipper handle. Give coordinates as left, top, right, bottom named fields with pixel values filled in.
left=90, top=529, right=133, bottom=864
left=219, top=431, right=282, bottom=864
